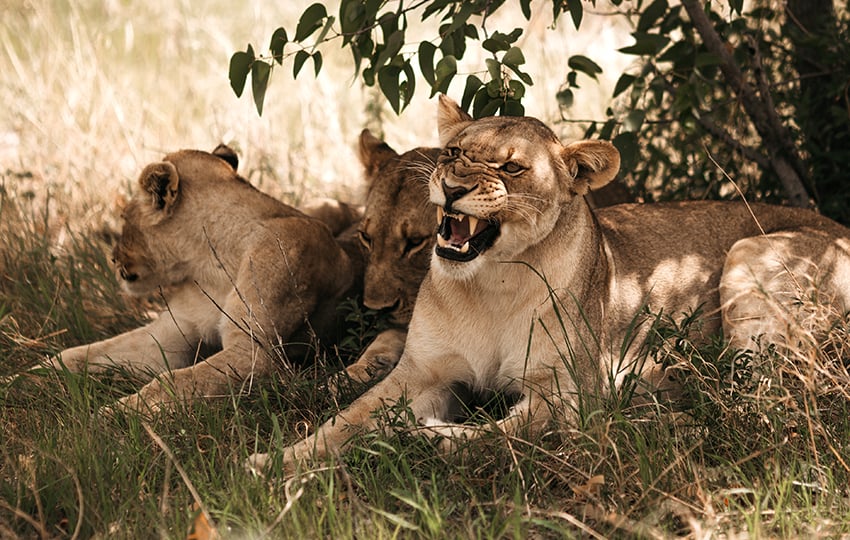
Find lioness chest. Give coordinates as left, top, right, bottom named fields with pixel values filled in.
left=407, top=264, right=571, bottom=392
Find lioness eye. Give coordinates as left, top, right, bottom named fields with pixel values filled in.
left=403, top=236, right=426, bottom=256
left=500, top=162, right=525, bottom=175
left=358, top=231, right=372, bottom=250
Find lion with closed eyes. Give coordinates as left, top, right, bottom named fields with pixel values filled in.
left=246, top=95, right=850, bottom=474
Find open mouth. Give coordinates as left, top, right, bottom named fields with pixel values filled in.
left=435, top=206, right=500, bottom=262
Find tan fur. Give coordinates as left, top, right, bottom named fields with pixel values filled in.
left=40, top=145, right=369, bottom=413
left=338, top=131, right=440, bottom=385
left=247, top=96, right=850, bottom=474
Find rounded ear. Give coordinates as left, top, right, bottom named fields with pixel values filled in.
left=560, top=140, right=621, bottom=196
left=212, top=144, right=239, bottom=171
left=358, top=129, right=399, bottom=181
left=437, top=94, right=472, bottom=146
left=138, top=162, right=180, bottom=213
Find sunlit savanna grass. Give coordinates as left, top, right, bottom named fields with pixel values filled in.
left=2, top=0, right=850, bottom=538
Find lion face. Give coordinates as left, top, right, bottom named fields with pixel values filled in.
left=429, top=95, right=621, bottom=280
left=357, top=131, right=439, bottom=324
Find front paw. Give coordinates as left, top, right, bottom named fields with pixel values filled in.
left=244, top=452, right=270, bottom=476
left=244, top=450, right=300, bottom=479
left=101, top=380, right=171, bottom=419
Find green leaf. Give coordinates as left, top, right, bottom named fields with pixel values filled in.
left=618, top=32, right=671, bottom=56
left=482, top=29, right=523, bottom=53
left=401, top=60, right=416, bottom=110
left=431, top=55, right=457, bottom=96
left=293, top=50, right=310, bottom=78
left=598, top=118, right=617, bottom=140
left=568, top=55, right=602, bottom=79
left=294, top=3, right=328, bottom=42
left=502, top=99, right=524, bottom=116
left=556, top=87, right=574, bottom=108
left=312, top=51, right=323, bottom=76
left=482, top=36, right=510, bottom=53
left=416, top=45, right=437, bottom=84
left=729, top=0, right=743, bottom=15
left=340, top=0, right=367, bottom=42
left=623, top=109, right=645, bottom=132
left=375, top=30, right=404, bottom=70
left=228, top=46, right=254, bottom=97
left=520, top=0, right=532, bottom=19
left=478, top=97, right=501, bottom=118
left=461, top=75, right=483, bottom=112
left=566, top=0, right=583, bottom=29
left=269, top=28, right=288, bottom=65
left=612, top=132, right=638, bottom=171
left=251, top=60, right=271, bottom=115
left=378, top=65, right=401, bottom=113
left=485, top=58, right=502, bottom=83
left=507, top=79, right=525, bottom=100
left=613, top=73, right=637, bottom=97
left=501, top=46, right=525, bottom=68
left=472, top=87, right=490, bottom=117
left=637, top=0, right=669, bottom=32
left=315, top=14, right=336, bottom=44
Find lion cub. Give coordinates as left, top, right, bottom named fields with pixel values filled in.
left=247, top=95, right=850, bottom=473
left=37, top=145, right=386, bottom=412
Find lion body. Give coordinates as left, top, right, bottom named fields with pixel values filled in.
left=248, top=96, right=850, bottom=472
left=48, top=146, right=365, bottom=411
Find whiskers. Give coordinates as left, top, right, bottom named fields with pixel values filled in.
left=402, top=154, right=437, bottom=187
left=505, top=192, right=545, bottom=224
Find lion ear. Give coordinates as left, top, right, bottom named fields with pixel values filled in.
left=358, top=129, right=398, bottom=181
left=212, top=144, right=239, bottom=171
left=437, top=94, right=472, bottom=146
left=560, top=140, right=621, bottom=196
left=138, top=162, right=180, bottom=213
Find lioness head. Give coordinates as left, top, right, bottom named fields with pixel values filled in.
left=357, top=130, right=440, bottom=324
left=112, top=144, right=241, bottom=295
left=430, top=95, right=621, bottom=280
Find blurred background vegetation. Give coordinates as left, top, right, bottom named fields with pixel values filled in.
left=235, top=0, right=850, bottom=223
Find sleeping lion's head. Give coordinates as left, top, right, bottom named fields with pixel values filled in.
left=429, top=95, right=621, bottom=280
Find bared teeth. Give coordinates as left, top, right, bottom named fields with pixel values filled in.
left=467, top=216, right=478, bottom=235
left=436, top=234, right=449, bottom=248
left=436, top=206, right=444, bottom=225
left=459, top=242, right=470, bottom=253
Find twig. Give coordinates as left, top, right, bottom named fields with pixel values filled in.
left=142, top=423, right=217, bottom=538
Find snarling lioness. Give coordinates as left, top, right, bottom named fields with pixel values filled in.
left=247, top=95, right=850, bottom=473
left=35, top=144, right=416, bottom=412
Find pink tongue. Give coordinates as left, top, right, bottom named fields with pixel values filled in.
left=449, top=217, right=471, bottom=244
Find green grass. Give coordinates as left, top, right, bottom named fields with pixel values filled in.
left=2, top=1, right=850, bottom=538
left=2, top=186, right=849, bottom=538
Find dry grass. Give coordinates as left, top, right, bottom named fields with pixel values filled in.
left=1, top=1, right=849, bottom=538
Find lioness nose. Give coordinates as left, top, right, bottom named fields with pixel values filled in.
left=442, top=179, right=473, bottom=210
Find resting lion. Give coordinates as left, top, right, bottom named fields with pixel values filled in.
left=34, top=144, right=419, bottom=412
left=340, top=131, right=441, bottom=383
left=247, top=95, right=850, bottom=473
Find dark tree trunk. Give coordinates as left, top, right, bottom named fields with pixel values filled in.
left=786, top=0, right=850, bottom=224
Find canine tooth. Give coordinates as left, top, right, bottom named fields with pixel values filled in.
left=467, top=216, right=478, bottom=235
left=437, top=206, right=444, bottom=224
left=460, top=242, right=470, bottom=254
left=436, top=234, right=449, bottom=247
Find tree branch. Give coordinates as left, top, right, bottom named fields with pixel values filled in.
left=679, top=0, right=811, bottom=207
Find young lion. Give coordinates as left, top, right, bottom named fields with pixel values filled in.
left=340, top=131, right=441, bottom=384
left=247, top=95, right=850, bottom=473
left=34, top=145, right=387, bottom=412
